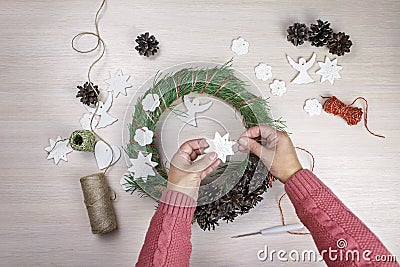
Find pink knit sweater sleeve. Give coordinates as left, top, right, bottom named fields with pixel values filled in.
left=285, top=169, right=398, bottom=266
left=136, top=189, right=196, bottom=267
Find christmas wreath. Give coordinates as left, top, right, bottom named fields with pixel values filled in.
left=122, top=62, right=286, bottom=230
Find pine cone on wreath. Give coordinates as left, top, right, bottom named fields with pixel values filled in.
left=328, top=32, right=353, bottom=56
left=286, top=22, right=309, bottom=46
left=309, top=19, right=333, bottom=47
left=76, top=82, right=100, bottom=106
left=135, top=32, right=159, bottom=57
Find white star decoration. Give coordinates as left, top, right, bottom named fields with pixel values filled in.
left=105, top=69, right=132, bottom=97
left=44, top=136, right=73, bottom=164
left=128, top=152, right=158, bottom=181
left=205, top=132, right=235, bottom=163
left=316, top=57, right=343, bottom=85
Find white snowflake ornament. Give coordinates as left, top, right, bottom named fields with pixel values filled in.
left=254, top=63, right=272, bottom=81
left=304, top=99, right=322, bottom=116
left=269, top=80, right=287, bottom=96
left=142, top=94, right=160, bottom=112
left=316, top=57, right=343, bottom=85
left=133, top=127, right=154, bottom=146
left=205, top=132, right=235, bottom=163
left=231, top=37, right=249, bottom=55
left=44, top=136, right=73, bottom=165
left=105, top=69, right=132, bottom=97
left=80, top=113, right=99, bottom=130
left=128, top=152, right=158, bottom=181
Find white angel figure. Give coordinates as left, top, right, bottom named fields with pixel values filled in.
left=178, top=95, right=212, bottom=127
left=287, top=53, right=316, bottom=84
left=84, top=91, right=118, bottom=129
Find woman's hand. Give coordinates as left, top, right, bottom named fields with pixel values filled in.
left=238, top=125, right=302, bottom=183
left=168, top=139, right=221, bottom=200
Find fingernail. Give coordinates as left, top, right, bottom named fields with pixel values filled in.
left=210, top=152, right=217, bottom=160
left=238, top=137, right=248, bottom=147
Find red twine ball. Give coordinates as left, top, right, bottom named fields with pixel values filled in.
left=322, top=96, right=385, bottom=138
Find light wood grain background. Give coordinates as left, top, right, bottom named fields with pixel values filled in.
left=1, top=0, right=399, bottom=266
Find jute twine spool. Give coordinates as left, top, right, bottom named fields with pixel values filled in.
left=80, top=173, right=117, bottom=234
left=70, top=130, right=96, bottom=152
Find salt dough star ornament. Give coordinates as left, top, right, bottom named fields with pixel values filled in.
left=287, top=53, right=316, bottom=84
left=205, top=132, right=235, bottom=163
left=178, top=96, right=212, bottom=127
left=105, top=69, right=132, bottom=97
left=84, top=91, right=118, bottom=129
left=316, top=57, right=343, bottom=85
left=128, top=152, right=158, bottom=181
left=44, top=136, right=73, bottom=164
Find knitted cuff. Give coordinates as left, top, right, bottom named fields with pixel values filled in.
left=284, top=169, right=325, bottom=201
left=159, top=189, right=197, bottom=219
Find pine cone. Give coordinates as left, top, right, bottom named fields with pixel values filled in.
left=76, top=82, right=100, bottom=106
left=287, top=22, right=309, bottom=46
left=328, top=32, right=353, bottom=56
left=135, top=32, right=159, bottom=57
left=309, top=19, right=333, bottom=47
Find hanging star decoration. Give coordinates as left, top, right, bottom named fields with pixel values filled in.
left=128, top=152, right=158, bottom=181
left=105, top=69, right=132, bottom=97
left=44, top=136, right=73, bottom=164
left=205, top=132, right=235, bottom=163
left=316, top=57, right=343, bottom=85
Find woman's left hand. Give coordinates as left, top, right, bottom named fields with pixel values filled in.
left=167, top=139, right=221, bottom=200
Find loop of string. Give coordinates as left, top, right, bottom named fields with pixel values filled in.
left=71, top=0, right=114, bottom=174
left=322, top=96, right=385, bottom=139
left=277, top=146, right=315, bottom=235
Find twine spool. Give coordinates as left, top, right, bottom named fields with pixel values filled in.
left=70, top=130, right=96, bottom=152
left=322, top=96, right=385, bottom=138
left=80, top=173, right=117, bottom=234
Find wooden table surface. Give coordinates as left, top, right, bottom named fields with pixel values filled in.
left=1, top=0, right=399, bottom=266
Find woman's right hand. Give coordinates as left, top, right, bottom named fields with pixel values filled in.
left=238, top=125, right=302, bottom=183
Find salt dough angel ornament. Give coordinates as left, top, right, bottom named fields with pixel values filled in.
left=84, top=91, right=118, bottom=129
left=287, top=53, right=316, bottom=84
left=178, top=95, right=212, bottom=127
